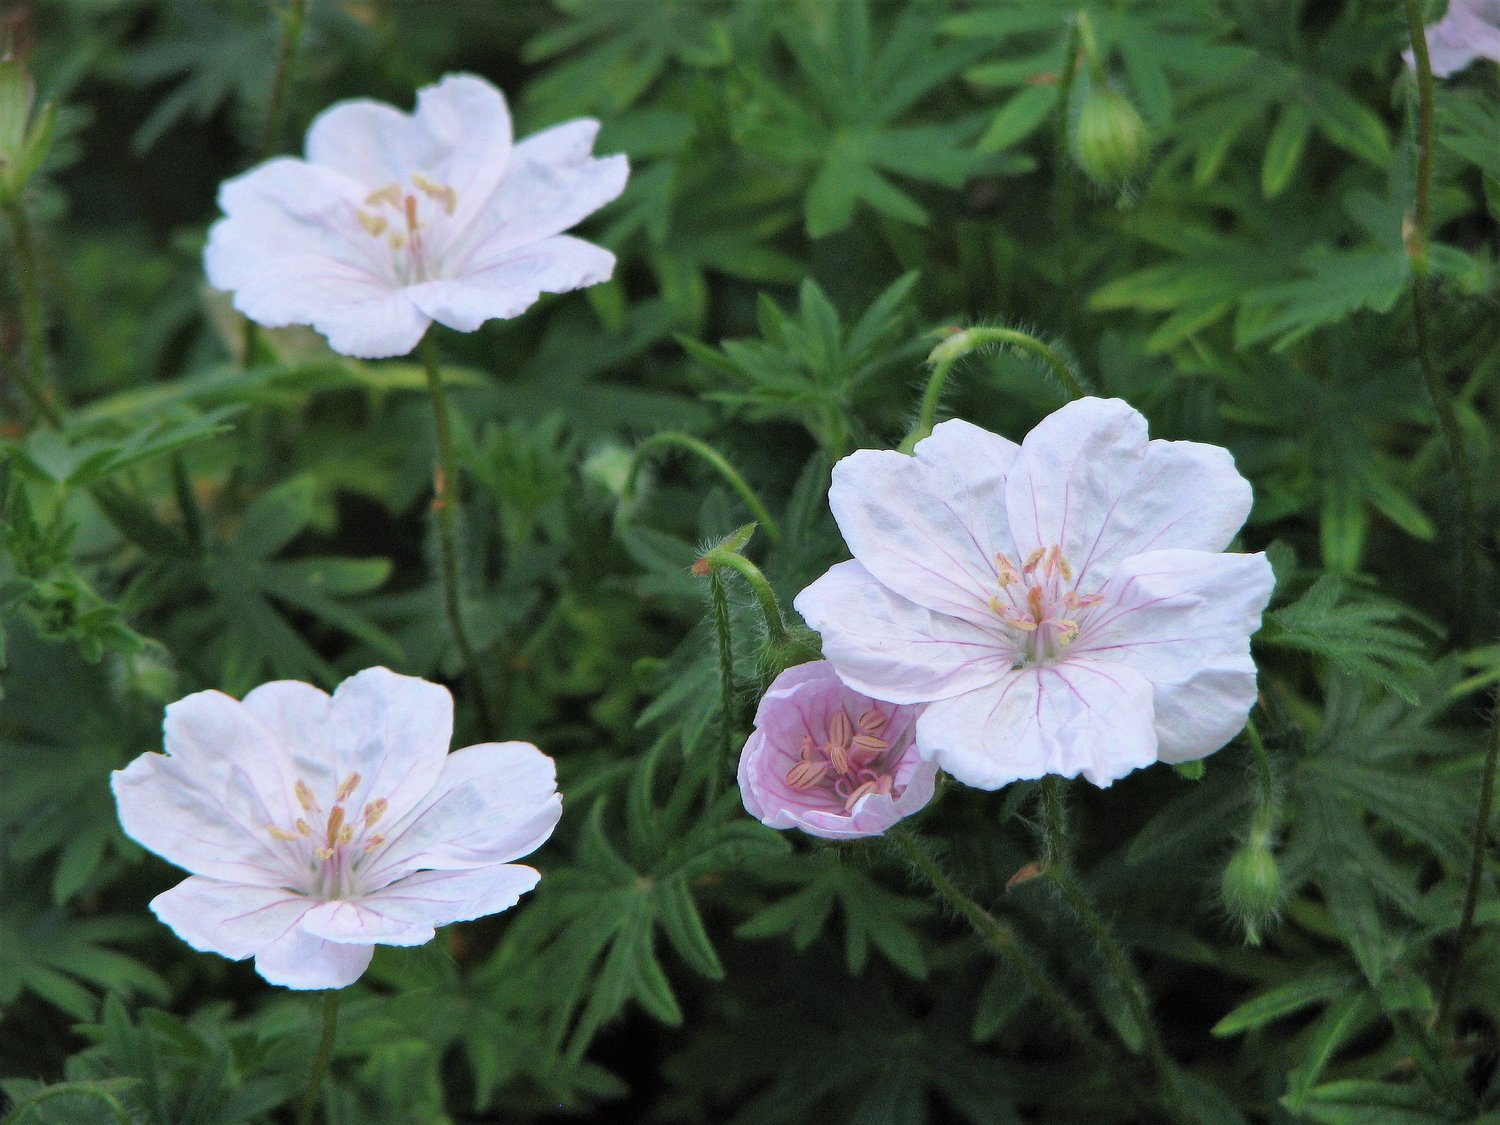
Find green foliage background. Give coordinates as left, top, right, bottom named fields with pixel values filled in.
left=1, top=0, right=1499, bottom=1121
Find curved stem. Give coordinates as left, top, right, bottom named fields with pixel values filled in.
left=260, top=0, right=312, bottom=159
left=708, top=569, right=735, bottom=804
left=1402, top=0, right=1478, bottom=643
left=1041, top=779, right=1189, bottom=1122
left=1245, top=717, right=1276, bottom=841
left=902, top=351, right=961, bottom=453
left=420, top=333, right=496, bottom=737
left=698, top=547, right=791, bottom=651
left=3, top=200, right=58, bottom=428
left=295, top=990, right=339, bottom=1125
left=1436, top=690, right=1500, bottom=1029
left=627, top=432, right=780, bottom=543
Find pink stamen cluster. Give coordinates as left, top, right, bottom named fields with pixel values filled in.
left=265, top=771, right=390, bottom=899
left=785, top=706, right=902, bottom=813
left=988, top=545, right=1104, bottom=665
left=355, top=173, right=458, bottom=284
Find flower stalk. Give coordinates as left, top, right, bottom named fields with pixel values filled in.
left=261, top=0, right=312, bottom=160
left=296, top=990, right=339, bottom=1125
left=3, top=199, right=57, bottom=428
left=1040, top=779, right=1190, bottom=1122
left=420, top=332, right=496, bottom=737
left=707, top=568, right=735, bottom=803
left=626, top=432, right=781, bottom=543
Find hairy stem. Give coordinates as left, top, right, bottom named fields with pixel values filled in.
left=1401, top=0, right=1478, bottom=640
left=1041, top=779, right=1189, bottom=1122
left=3, top=200, right=58, bottom=427
left=1245, top=717, right=1276, bottom=840
left=1436, top=690, right=1500, bottom=1029
left=698, top=547, right=792, bottom=652
left=420, top=333, right=495, bottom=737
left=708, top=569, right=735, bottom=803
left=627, top=432, right=780, bottom=543
left=260, top=0, right=312, bottom=159
left=295, top=990, right=339, bottom=1125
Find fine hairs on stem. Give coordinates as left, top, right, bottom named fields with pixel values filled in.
left=420, top=332, right=497, bottom=737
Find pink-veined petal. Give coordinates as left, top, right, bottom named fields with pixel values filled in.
left=444, top=121, right=627, bottom=267
left=310, top=289, right=431, bottom=359
left=306, top=865, right=542, bottom=947
left=797, top=760, right=939, bottom=840
left=361, top=742, right=560, bottom=884
left=795, top=560, right=1015, bottom=704
left=411, top=236, right=616, bottom=332
left=1074, top=549, right=1274, bottom=761
left=253, top=925, right=374, bottom=990
left=306, top=74, right=513, bottom=206
left=917, top=660, right=1158, bottom=789
left=828, top=419, right=1021, bottom=625
left=150, top=877, right=310, bottom=960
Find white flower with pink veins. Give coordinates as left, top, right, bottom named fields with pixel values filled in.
left=112, top=667, right=562, bottom=989
left=794, top=397, right=1275, bottom=790
left=204, top=74, right=628, bottom=358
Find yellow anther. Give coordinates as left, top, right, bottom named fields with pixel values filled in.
left=989, top=595, right=1006, bottom=616
left=852, top=733, right=889, bottom=753
left=315, top=846, right=335, bottom=861
left=829, top=744, right=852, bottom=775
left=826, top=711, right=853, bottom=752
left=366, top=183, right=402, bottom=209
left=1057, top=554, right=1073, bottom=582
left=388, top=232, right=406, bottom=251
left=294, top=780, right=316, bottom=811
left=336, top=772, right=362, bottom=802
left=363, top=797, right=388, bottom=828
left=338, top=825, right=354, bottom=845
left=295, top=818, right=312, bottom=837
left=1022, top=547, right=1046, bottom=574
left=364, top=835, right=386, bottom=852
left=858, top=709, right=888, bottom=733
left=411, top=172, right=457, bottom=215
left=356, top=210, right=388, bottom=237
left=1027, top=586, right=1046, bottom=620
left=267, top=824, right=299, bottom=841
left=995, top=553, right=1019, bottom=587
left=1003, top=615, right=1038, bottom=632
left=843, top=779, right=878, bottom=812
left=325, top=805, right=346, bottom=847
left=1058, top=620, right=1080, bottom=645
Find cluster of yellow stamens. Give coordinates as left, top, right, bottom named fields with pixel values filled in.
left=785, top=707, right=899, bottom=812
left=353, top=173, right=459, bottom=280
left=264, top=771, right=389, bottom=864
left=988, top=544, right=1104, bottom=662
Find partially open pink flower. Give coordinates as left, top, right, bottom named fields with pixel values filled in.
left=738, top=661, right=937, bottom=839
left=794, top=398, right=1274, bottom=791
left=204, top=74, right=628, bottom=358
left=112, top=667, right=561, bottom=990
left=1404, top=0, right=1500, bottom=76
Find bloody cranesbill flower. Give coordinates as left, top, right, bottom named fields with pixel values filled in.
left=204, top=73, right=628, bottom=358
left=738, top=661, right=937, bottom=839
left=794, top=398, right=1274, bottom=791
left=1404, top=0, right=1500, bottom=76
left=112, top=667, right=562, bottom=989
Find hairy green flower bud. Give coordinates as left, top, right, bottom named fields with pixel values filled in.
left=756, top=622, right=824, bottom=684
left=1221, top=838, right=1282, bottom=945
left=1070, top=84, right=1148, bottom=187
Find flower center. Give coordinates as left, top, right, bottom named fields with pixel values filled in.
left=264, top=772, right=390, bottom=899
left=784, top=707, right=903, bottom=812
left=354, top=172, right=459, bottom=285
left=988, top=545, right=1103, bottom=666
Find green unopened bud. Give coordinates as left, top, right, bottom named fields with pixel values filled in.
left=0, top=51, right=52, bottom=201
left=1070, top=84, right=1148, bottom=187
left=1221, top=838, right=1282, bottom=945
left=582, top=443, right=635, bottom=503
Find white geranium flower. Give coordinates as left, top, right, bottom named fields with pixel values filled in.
left=794, top=398, right=1275, bottom=791
left=112, top=667, right=562, bottom=990
left=204, top=74, right=628, bottom=358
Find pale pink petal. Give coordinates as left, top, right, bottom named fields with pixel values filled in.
left=306, top=866, right=541, bottom=948
left=150, top=877, right=310, bottom=960
left=1074, top=549, right=1273, bottom=761
left=160, top=690, right=300, bottom=833
left=444, top=122, right=627, bottom=267
left=917, top=661, right=1159, bottom=789
left=409, top=236, right=616, bottom=332
left=240, top=680, right=340, bottom=797
left=112, top=756, right=291, bottom=884
left=798, top=761, right=939, bottom=839
left=827, top=419, right=1022, bottom=625
left=253, top=925, right=375, bottom=990
left=361, top=742, right=561, bottom=883
left=306, top=74, right=513, bottom=206
left=310, top=289, right=431, bottom=359
left=794, top=560, right=1016, bottom=704
left=323, top=667, right=453, bottom=827
left=1407, top=0, right=1500, bottom=75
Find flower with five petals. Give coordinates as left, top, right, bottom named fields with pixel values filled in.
left=204, top=73, right=628, bottom=358
left=794, top=398, right=1274, bottom=790
left=112, top=667, right=562, bottom=989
